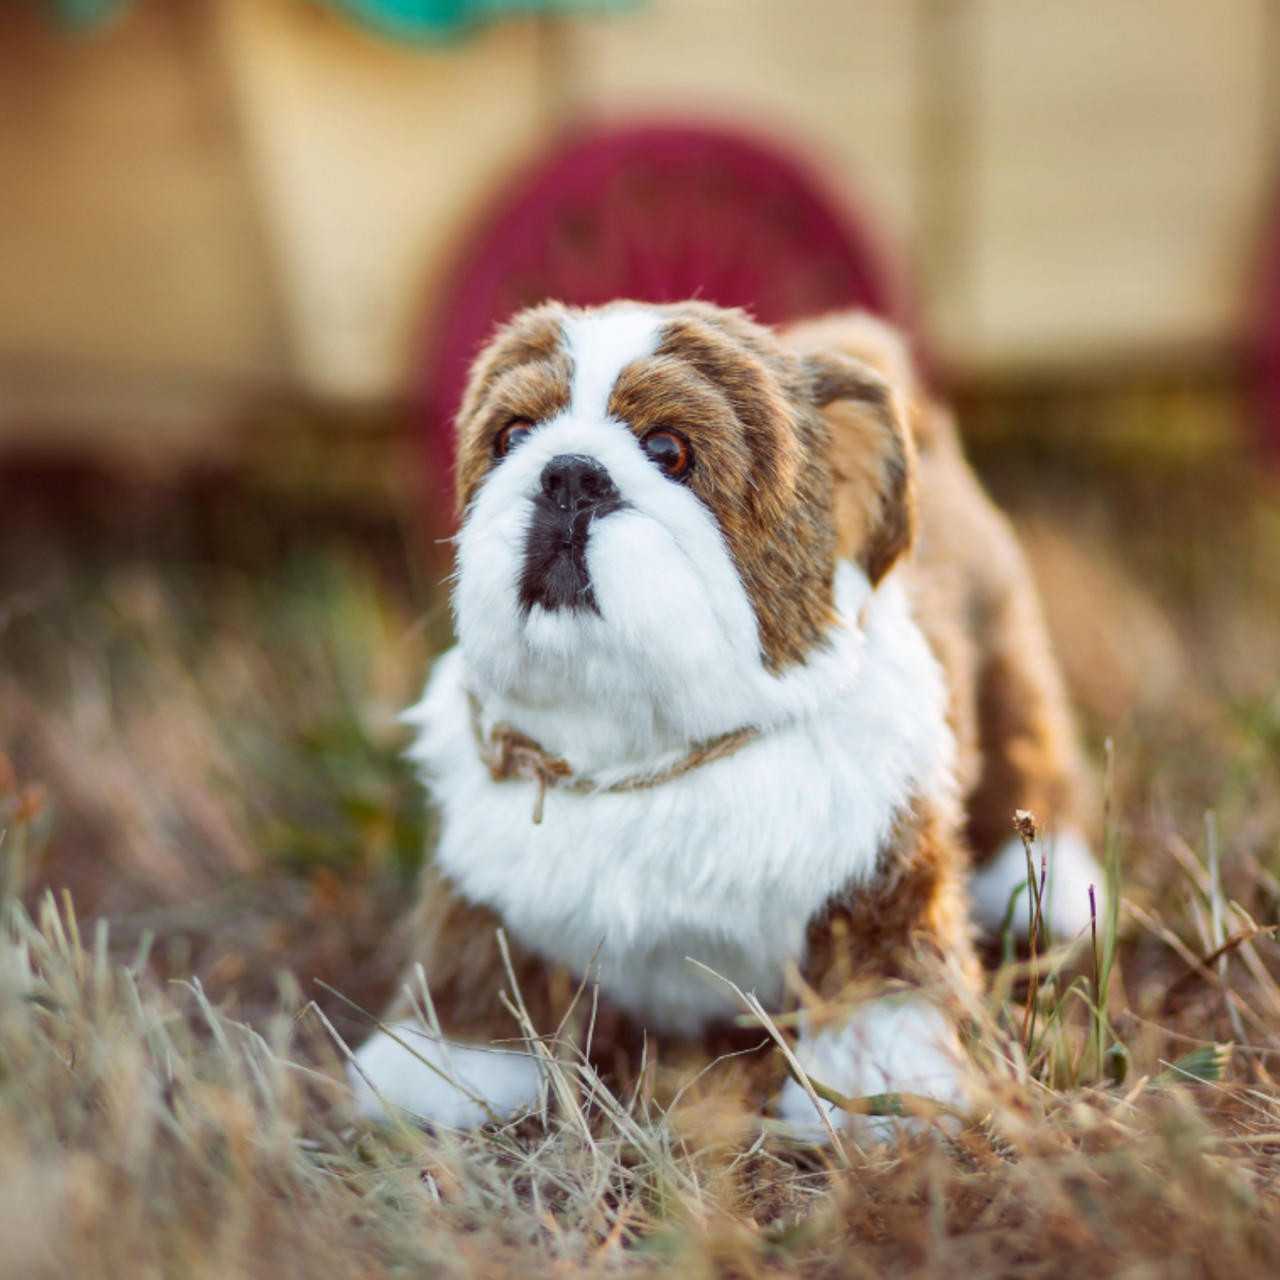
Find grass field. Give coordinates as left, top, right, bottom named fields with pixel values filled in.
left=2, top=395, right=1280, bottom=1277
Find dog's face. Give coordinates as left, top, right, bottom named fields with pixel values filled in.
left=451, top=301, right=915, bottom=743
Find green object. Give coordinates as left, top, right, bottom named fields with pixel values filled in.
left=48, top=0, right=129, bottom=29
left=48, top=0, right=634, bottom=42
left=324, top=0, right=636, bottom=43
left=1157, top=1043, right=1232, bottom=1087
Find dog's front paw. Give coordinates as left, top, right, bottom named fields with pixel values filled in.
left=348, top=1021, right=544, bottom=1129
left=775, top=996, right=967, bottom=1146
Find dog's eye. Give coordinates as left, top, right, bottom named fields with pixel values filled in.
left=641, top=429, right=693, bottom=480
left=494, top=418, right=535, bottom=458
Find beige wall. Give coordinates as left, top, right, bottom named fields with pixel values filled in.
left=963, top=0, right=1271, bottom=374
left=0, top=0, right=289, bottom=452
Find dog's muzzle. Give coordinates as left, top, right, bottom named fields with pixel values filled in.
left=518, top=454, right=623, bottom=614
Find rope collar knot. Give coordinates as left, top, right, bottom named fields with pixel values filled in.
left=467, top=691, right=760, bottom=823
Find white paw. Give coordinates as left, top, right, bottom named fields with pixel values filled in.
left=775, top=997, right=967, bottom=1145
left=969, top=829, right=1105, bottom=943
left=347, top=1021, right=544, bottom=1128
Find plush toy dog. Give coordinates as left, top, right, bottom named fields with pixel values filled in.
left=349, top=301, right=1102, bottom=1140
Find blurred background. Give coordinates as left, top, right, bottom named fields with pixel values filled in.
left=2, top=0, right=1279, bottom=1031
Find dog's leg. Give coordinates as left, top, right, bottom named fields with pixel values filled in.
left=777, top=808, right=978, bottom=1144
left=347, top=874, right=562, bottom=1128
left=912, top=415, right=1103, bottom=944
left=961, top=530, right=1104, bottom=943
left=348, top=1022, right=545, bottom=1129
left=776, top=997, right=967, bottom=1144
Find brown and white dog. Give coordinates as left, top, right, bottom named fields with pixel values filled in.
left=349, top=301, right=1101, bottom=1140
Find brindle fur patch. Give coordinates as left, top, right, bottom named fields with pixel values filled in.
left=639, top=304, right=841, bottom=671
left=803, top=799, right=979, bottom=1001
left=454, top=304, right=571, bottom=515
left=805, top=352, right=917, bottom=585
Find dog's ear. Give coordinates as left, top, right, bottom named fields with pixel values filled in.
left=804, top=351, right=917, bottom=586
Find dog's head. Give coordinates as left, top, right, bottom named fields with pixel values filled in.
left=451, top=301, right=916, bottom=745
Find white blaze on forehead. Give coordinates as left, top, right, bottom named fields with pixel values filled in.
left=563, top=307, right=664, bottom=421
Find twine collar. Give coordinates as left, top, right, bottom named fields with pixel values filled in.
left=467, top=691, right=759, bottom=823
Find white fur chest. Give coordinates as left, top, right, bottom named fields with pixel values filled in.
left=407, top=576, right=954, bottom=1037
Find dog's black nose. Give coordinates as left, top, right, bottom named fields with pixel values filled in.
left=540, top=455, right=620, bottom=514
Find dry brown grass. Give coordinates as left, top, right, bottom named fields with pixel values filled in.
left=2, top=410, right=1280, bottom=1278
